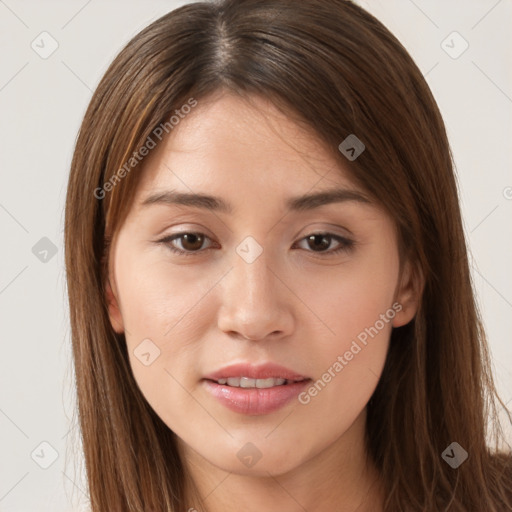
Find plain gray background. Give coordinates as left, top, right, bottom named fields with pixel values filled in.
left=1, top=1, right=511, bottom=510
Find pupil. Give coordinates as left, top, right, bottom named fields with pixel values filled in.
left=308, top=234, right=329, bottom=251
left=183, top=233, right=203, bottom=250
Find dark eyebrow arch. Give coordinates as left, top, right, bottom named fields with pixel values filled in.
left=140, top=188, right=371, bottom=214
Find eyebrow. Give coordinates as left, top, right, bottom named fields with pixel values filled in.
left=140, top=187, right=371, bottom=214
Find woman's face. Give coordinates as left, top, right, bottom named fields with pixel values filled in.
left=106, top=91, right=417, bottom=477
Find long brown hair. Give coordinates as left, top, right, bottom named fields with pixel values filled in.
left=64, top=0, right=512, bottom=510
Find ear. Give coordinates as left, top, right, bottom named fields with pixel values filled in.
left=105, top=276, right=125, bottom=334
left=392, top=259, right=423, bottom=328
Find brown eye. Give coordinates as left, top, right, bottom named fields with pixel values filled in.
left=158, top=232, right=214, bottom=256
left=294, top=233, right=355, bottom=256
left=158, top=231, right=354, bottom=258
left=305, top=234, right=332, bottom=252
left=178, top=233, right=205, bottom=251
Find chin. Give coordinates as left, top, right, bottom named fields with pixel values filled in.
left=201, top=437, right=308, bottom=477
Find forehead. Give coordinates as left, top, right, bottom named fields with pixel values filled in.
left=133, top=92, right=360, bottom=208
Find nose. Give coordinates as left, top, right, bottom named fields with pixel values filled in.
left=216, top=247, right=295, bottom=341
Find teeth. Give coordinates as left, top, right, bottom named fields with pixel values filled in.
left=240, top=377, right=256, bottom=388
left=255, top=378, right=286, bottom=389
left=217, top=377, right=289, bottom=388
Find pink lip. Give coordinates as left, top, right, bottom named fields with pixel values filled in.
left=202, top=380, right=310, bottom=415
left=203, top=362, right=308, bottom=381
left=202, top=363, right=311, bottom=415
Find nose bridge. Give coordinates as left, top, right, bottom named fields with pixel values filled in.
left=232, top=234, right=273, bottom=291
left=232, top=240, right=277, bottom=311
left=217, top=237, right=293, bottom=339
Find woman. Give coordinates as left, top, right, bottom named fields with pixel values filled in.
left=64, top=0, right=512, bottom=510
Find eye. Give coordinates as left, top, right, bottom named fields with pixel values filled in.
left=158, top=232, right=215, bottom=256
left=157, top=231, right=354, bottom=257
left=293, top=233, right=354, bottom=255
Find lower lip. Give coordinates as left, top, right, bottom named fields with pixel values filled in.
left=202, top=379, right=311, bottom=415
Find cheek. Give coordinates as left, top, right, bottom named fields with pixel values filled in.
left=114, top=251, right=224, bottom=422
left=296, top=250, right=398, bottom=413
left=116, top=249, right=219, bottom=342
left=310, top=250, right=398, bottom=346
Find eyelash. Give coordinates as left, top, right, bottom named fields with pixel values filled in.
left=157, top=232, right=355, bottom=258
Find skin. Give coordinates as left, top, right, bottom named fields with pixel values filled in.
left=105, top=90, right=420, bottom=512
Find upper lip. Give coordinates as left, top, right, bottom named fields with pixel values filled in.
left=203, top=363, right=310, bottom=382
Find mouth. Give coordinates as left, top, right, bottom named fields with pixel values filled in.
left=207, top=376, right=308, bottom=388
left=202, top=362, right=312, bottom=415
